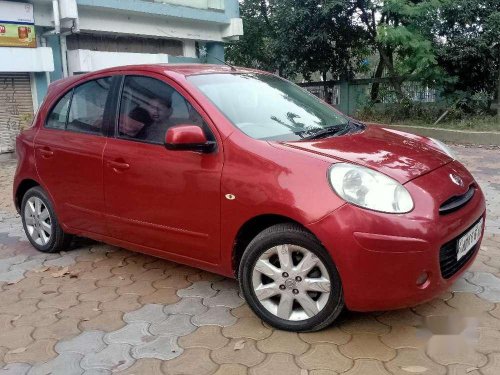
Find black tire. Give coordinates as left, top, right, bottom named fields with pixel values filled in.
left=238, top=223, right=344, bottom=332
left=21, top=186, right=72, bottom=253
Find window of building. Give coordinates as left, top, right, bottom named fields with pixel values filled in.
left=118, top=76, right=212, bottom=145
left=45, top=90, right=73, bottom=130
left=67, top=77, right=112, bottom=135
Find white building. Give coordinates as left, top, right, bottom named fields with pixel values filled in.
left=0, top=0, right=243, bottom=153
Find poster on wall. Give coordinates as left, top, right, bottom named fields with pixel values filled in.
left=0, top=0, right=36, bottom=48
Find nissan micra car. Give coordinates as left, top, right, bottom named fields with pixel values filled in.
left=13, top=64, right=485, bottom=332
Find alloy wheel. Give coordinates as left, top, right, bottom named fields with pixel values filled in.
left=24, top=196, right=52, bottom=246
left=251, top=244, right=331, bottom=321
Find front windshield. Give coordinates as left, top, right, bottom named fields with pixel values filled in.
left=187, top=73, right=349, bottom=141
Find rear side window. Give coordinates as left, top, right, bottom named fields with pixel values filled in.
left=67, top=77, right=112, bottom=135
left=45, top=91, right=72, bottom=130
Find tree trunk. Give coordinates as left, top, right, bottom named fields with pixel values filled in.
left=377, top=45, right=406, bottom=102
left=497, top=56, right=500, bottom=121
left=371, top=58, right=384, bottom=102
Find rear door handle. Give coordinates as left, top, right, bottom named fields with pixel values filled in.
left=108, top=160, right=130, bottom=171
left=37, top=146, right=54, bottom=158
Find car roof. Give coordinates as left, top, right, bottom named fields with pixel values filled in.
left=47, top=64, right=265, bottom=95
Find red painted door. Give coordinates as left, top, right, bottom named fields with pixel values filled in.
left=102, top=75, right=223, bottom=264
left=35, top=77, right=113, bottom=235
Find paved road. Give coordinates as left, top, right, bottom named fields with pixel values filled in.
left=0, top=144, right=499, bottom=375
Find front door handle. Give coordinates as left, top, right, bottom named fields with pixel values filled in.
left=37, top=146, right=54, bottom=158
left=108, top=160, right=130, bottom=172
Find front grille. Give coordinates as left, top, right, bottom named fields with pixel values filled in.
left=439, top=218, right=482, bottom=279
left=439, top=186, right=475, bottom=215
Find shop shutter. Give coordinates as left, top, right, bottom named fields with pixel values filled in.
left=0, top=73, right=34, bottom=153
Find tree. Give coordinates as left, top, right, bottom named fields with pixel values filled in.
left=352, top=0, right=446, bottom=102
left=434, top=0, right=500, bottom=113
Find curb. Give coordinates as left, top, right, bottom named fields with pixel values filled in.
left=368, top=123, right=500, bottom=146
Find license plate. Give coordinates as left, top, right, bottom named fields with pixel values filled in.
left=456, top=219, right=483, bottom=261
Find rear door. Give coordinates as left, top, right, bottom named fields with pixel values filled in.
left=34, top=76, right=116, bottom=235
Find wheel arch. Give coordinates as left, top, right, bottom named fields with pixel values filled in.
left=15, top=178, right=41, bottom=213
left=231, top=214, right=317, bottom=277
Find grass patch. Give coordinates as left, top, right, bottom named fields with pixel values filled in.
left=389, top=116, right=500, bottom=132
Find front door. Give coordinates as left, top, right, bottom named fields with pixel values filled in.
left=35, top=76, right=114, bottom=235
left=103, top=74, right=223, bottom=264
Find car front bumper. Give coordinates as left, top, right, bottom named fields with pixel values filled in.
left=307, top=160, right=486, bottom=312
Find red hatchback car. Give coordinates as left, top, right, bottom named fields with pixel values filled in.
left=13, top=64, right=485, bottom=331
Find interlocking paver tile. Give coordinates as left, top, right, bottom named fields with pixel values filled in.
left=79, top=287, right=118, bottom=303
left=296, top=343, right=353, bottom=372
left=446, top=293, right=495, bottom=314
left=123, top=304, right=167, bottom=324
left=104, top=322, right=152, bottom=346
left=163, top=297, right=207, bottom=316
left=339, top=314, right=390, bottom=335
left=299, top=326, right=351, bottom=345
left=116, top=281, right=155, bottom=296
left=212, top=339, right=266, bottom=367
left=177, top=281, right=217, bottom=298
left=132, top=269, right=166, bottom=282
left=249, top=353, right=302, bottom=375
left=475, top=327, right=500, bottom=354
left=19, top=284, right=59, bottom=300
left=257, top=330, right=308, bottom=355
left=161, top=347, right=218, bottom=375
left=212, top=279, right=239, bottom=291
left=96, top=274, right=133, bottom=288
left=59, top=301, right=101, bottom=320
left=79, top=311, right=125, bottom=332
left=0, top=363, right=31, bottom=375
left=178, top=325, right=229, bottom=350
left=450, top=277, right=483, bottom=294
left=0, top=299, right=38, bottom=315
left=38, top=292, right=79, bottom=310
left=426, top=335, right=487, bottom=366
left=0, top=314, right=15, bottom=331
left=131, top=335, right=183, bottom=361
left=28, top=352, right=83, bottom=375
left=340, top=332, right=396, bottom=361
left=0, top=269, right=25, bottom=284
left=59, top=279, right=97, bottom=294
left=380, top=325, right=429, bottom=349
left=213, top=364, right=248, bottom=375
left=100, top=295, right=141, bottom=313
left=0, top=326, right=34, bottom=350
left=10, top=258, right=44, bottom=272
left=385, top=348, right=446, bottom=375
left=149, top=314, right=196, bottom=337
left=343, top=359, right=391, bottom=375
left=204, top=290, right=245, bottom=308
left=152, top=275, right=191, bottom=289
left=188, top=271, right=225, bottom=283
left=139, top=288, right=179, bottom=305
left=118, top=358, right=163, bottom=375
left=230, top=305, right=257, bottom=318
left=309, top=370, right=339, bottom=375
left=191, top=306, right=237, bottom=327
left=79, top=267, right=113, bottom=281
left=4, top=339, right=57, bottom=364
left=55, top=331, right=106, bottom=355
left=33, top=317, right=81, bottom=340
left=44, top=255, right=76, bottom=268
left=0, top=289, right=20, bottom=304
left=221, top=316, right=272, bottom=340
left=482, top=353, right=500, bottom=375
left=80, top=343, right=134, bottom=373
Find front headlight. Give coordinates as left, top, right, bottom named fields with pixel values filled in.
left=328, top=163, right=414, bottom=213
left=429, top=138, right=455, bottom=159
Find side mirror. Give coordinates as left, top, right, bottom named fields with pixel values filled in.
left=165, top=125, right=216, bottom=153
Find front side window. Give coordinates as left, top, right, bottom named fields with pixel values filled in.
left=45, top=90, right=73, bottom=130
left=118, top=76, right=211, bottom=144
left=187, top=73, right=349, bottom=141
left=67, top=77, right=112, bottom=135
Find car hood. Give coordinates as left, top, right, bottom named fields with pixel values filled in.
left=279, top=125, right=452, bottom=184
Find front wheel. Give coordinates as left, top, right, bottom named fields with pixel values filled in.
left=238, top=223, right=344, bottom=332
left=21, top=186, right=72, bottom=253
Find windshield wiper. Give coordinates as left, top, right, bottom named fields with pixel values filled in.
left=301, top=123, right=350, bottom=141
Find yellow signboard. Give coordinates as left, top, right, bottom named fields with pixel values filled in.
left=0, top=23, right=36, bottom=48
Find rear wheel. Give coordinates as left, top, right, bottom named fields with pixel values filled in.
left=239, top=223, right=344, bottom=332
left=21, top=186, right=72, bottom=253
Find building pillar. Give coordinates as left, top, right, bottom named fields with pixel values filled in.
left=205, top=42, right=225, bottom=64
